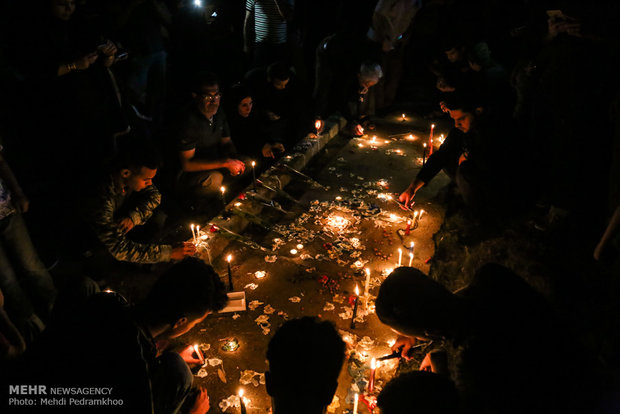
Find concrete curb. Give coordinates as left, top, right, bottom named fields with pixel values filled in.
left=199, top=115, right=346, bottom=265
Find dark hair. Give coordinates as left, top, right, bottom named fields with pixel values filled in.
left=266, top=317, right=345, bottom=407
left=267, top=62, right=291, bottom=81
left=442, top=92, right=483, bottom=114
left=375, top=267, right=456, bottom=338
left=191, top=71, right=219, bottom=93
left=141, top=258, right=228, bottom=324
left=114, top=140, right=162, bottom=172
left=377, top=371, right=459, bottom=414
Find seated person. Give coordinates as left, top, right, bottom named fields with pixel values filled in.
left=246, top=62, right=315, bottom=147
left=266, top=317, right=345, bottom=414
left=85, top=144, right=195, bottom=263
left=375, top=265, right=610, bottom=414
left=173, top=71, right=246, bottom=199
left=315, top=60, right=383, bottom=137
left=377, top=371, right=459, bottom=414
left=15, top=258, right=225, bottom=413
left=399, top=93, right=517, bottom=214
left=224, top=83, right=285, bottom=164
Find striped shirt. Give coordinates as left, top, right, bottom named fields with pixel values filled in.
left=246, top=0, right=294, bottom=44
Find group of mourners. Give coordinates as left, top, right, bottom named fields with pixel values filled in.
left=1, top=0, right=619, bottom=413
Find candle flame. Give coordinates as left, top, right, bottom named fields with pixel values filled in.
left=191, top=224, right=195, bottom=230
left=423, top=143, right=427, bottom=148
left=407, top=219, right=411, bottom=225
left=251, top=161, right=256, bottom=167
left=296, top=244, right=304, bottom=249
left=365, top=268, right=370, bottom=277
left=315, top=120, right=322, bottom=130
left=290, top=249, right=298, bottom=255
left=410, top=241, right=414, bottom=249
left=401, top=113, right=405, bottom=118
left=431, top=124, right=435, bottom=128
left=371, top=136, right=376, bottom=142
left=371, top=358, right=376, bottom=369
left=226, top=254, right=232, bottom=263
left=238, top=388, right=244, bottom=397
left=413, top=210, right=419, bottom=218
left=355, top=285, right=359, bottom=296
left=220, top=186, right=226, bottom=194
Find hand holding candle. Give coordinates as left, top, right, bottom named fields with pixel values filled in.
left=193, top=344, right=205, bottom=365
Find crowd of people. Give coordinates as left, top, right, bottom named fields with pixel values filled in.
left=1, top=0, right=619, bottom=412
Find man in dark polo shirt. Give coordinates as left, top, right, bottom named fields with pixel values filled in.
left=174, top=72, right=246, bottom=201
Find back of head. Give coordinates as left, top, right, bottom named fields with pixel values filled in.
left=141, top=258, right=228, bottom=325
left=111, top=139, right=162, bottom=173
left=375, top=267, right=457, bottom=339
left=267, top=61, right=292, bottom=82
left=442, top=92, right=483, bottom=115
left=266, top=317, right=345, bottom=413
left=377, top=371, right=459, bottom=414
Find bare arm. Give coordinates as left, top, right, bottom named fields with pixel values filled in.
left=179, top=149, right=229, bottom=173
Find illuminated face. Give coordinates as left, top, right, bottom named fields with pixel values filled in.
left=194, top=84, right=221, bottom=118
left=358, top=76, right=378, bottom=92
left=271, top=78, right=289, bottom=90
left=238, top=96, right=253, bottom=118
left=449, top=109, right=475, bottom=133
left=445, top=47, right=463, bottom=63
left=170, top=310, right=211, bottom=338
left=125, top=167, right=157, bottom=192
left=51, top=0, right=76, bottom=21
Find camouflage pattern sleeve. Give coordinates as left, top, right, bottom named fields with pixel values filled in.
left=127, top=185, right=161, bottom=226
left=92, top=181, right=172, bottom=263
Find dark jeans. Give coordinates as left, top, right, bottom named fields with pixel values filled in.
left=151, top=352, right=194, bottom=414
left=0, top=213, right=56, bottom=338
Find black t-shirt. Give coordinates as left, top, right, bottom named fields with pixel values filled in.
left=175, top=105, right=232, bottom=161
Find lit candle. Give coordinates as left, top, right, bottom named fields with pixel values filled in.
left=408, top=252, right=414, bottom=267
left=371, top=135, right=377, bottom=144
left=195, top=225, right=200, bottom=241
left=353, top=393, right=359, bottom=414
left=405, top=219, right=411, bottom=236
left=190, top=224, right=196, bottom=244
left=290, top=249, right=298, bottom=255
left=220, top=186, right=227, bottom=209
left=422, top=143, right=427, bottom=165
left=429, top=124, right=435, bottom=155
left=227, top=254, right=233, bottom=291
left=410, top=241, right=415, bottom=252
left=364, top=268, right=371, bottom=298
left=419, top=209, right=425, bottom=221
left=350, top=285, right=359, bottom=329
left=193, top=344, right=205, bottom=365
left=398, top=248, right=402, bottom=267
left=401, top=113, right=406, bottom=122
left=368, top=358, right=376, bottom=393
left=238, top=389, right=247, bottom=414
left=296, top=244, right=304, bottom=249
left=251, top=161, right=257, bottom=192
left=413, top=210, right=420, bottom=229
left=315, top=119, right=322, bottom=135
